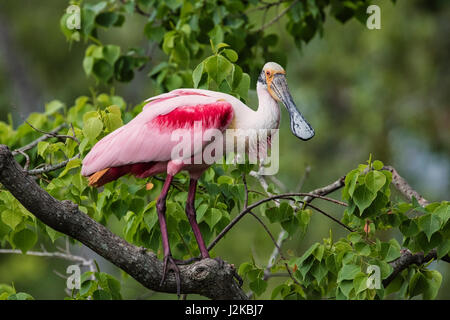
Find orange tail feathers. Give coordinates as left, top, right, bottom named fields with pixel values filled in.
left=88, top=168, right=110, bottom=187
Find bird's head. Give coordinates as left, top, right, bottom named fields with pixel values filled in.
left=258, top=62, right=315, bottom=141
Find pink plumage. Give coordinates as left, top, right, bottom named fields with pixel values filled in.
left=81, top=89, right=234, bottom=186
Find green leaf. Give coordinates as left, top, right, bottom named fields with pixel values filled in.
left=7, top=292, right=34, bottom=300
left=83, top=56, right=94, bottom=76
left=271, top=284, right=289, bottom=300
left=235, top=73, right=250, bottom=100
left=310, top=260, right=328, bottom=284
left=296, top=243, right=320, bottom=266
left=144, top=24, right=166, bottom=43
left=105, top=276, right=122, bottom=300
left=342, top=169, right=359, bottom=200
left=204, top=208, right=222, bottom=230
left=104, top=113, right=123, bottom=132
left=238, top=262, right=253, bottom=276
left=437, top=239, right=450, bottom=259
left=409, top=271, right=427, bottom=298
left=249, top=278, right=267, bottom=296
left=192, top=62, right=204, bottom=88
left=46, top=225, right=61, bottom=243
left=13, top=229, right=37, bottom=254
left=83, top=116, right=103, bottom=143
left=434, top=203, right=450, bottom=226
left=354, top=242, right=371, bottom=256
left=372, top=160, right=384, bottom=170
left=337, top=264, right=360, bottom=282
left=208, top=25, right=224, bottom=47
left=59, top=158, right=82, bottom=178
left=37, top=141, right=50, bottom=158
left=222, top=49, right=238, bottom=62
left=353, top=272, right=368, bottom=295
left=365, top=171, right=386, bottom=194
left=422, top=270, right=442, bottom=300
left=418, top=213, right=441, bottom=241
left=79, top=280, right=94, bottom=297
left=380, top=241, right=401, bottom=262
left=312, top=244, right=325, bottom=261
left=1, top=209, right=23, bottom=230
left=195, top=203, right=209, bottom=223
left=400, top=219, right=419, bottom=237
left=93, top=60, right=114, bottom=82
left=217, top=175, right=233, bottom=185
left=92, top=289, right=112, bottom=300
left=205, top=55, right=234, bottom=86
left=95, top=12, right=119, bottom=27
left=103, top=45, right=121, bottom=65
left=45, top=100, right=65, bottom=115
left=165, top=74, right=183, bottom=91
left=352, top=185, right=377, bottom=215
left=338, top=280, right=354, bottom=298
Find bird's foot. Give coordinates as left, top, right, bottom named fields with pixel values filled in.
left=160, top=254, right=181, bottom=298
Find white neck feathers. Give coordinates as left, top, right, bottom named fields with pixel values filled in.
left=253, top=82, right=280, bottom=130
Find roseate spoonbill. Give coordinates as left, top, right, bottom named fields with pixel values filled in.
left=81, top=62, right=314, bottom=291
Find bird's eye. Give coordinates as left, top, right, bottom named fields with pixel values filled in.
left=266, top=71, right=270, bottom=76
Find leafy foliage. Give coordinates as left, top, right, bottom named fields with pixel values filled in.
left=0, top=0, right=448, bottom=300
left=60, top=0, right=378, bottom=90
left=67, top=271, right=123, bottom=300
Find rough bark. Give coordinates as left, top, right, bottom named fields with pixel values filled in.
left=383, top=249, right=450, bottom=288
left=0, top=145, right=247, bottom=300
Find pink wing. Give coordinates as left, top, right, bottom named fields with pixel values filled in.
left=81, top=91, right=234, bottom=177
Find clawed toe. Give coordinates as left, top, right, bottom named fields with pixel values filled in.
left=160, top=255, right=181, bottom=297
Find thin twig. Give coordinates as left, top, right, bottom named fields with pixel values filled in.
left=256, top=0, right=300, bottom=32
left=262, top=174, right=346, bottom=273
left=0, top=249, right=94, bottom=267
left=242, top=173, right=249, bottom=209
left=12, top=123, right=67, bottom=156
left=296, top=165, right=311, bottom=192
left=300, top=202, right=353, bottom=232
left=246, top=0, right=290, bottom=14
left=27, top=154, right=80, bottom=175
left=248, top=211, right=302, bottom=289
left=17, top=150, right=30, bottom=170
left=24, top=120, right=80, bottom=145
left=207, top=192, right=349, bottom=251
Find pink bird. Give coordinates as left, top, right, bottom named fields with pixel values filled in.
left=81, top=62, right=314, bottom=292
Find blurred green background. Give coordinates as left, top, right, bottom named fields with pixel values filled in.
left=0, top=0, right=448, bottom=299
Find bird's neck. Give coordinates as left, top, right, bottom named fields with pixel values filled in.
left=253, top=82, right=280, bottom=130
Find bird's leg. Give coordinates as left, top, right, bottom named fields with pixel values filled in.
left=156, top=174, right=181, bottom=296
left=185, top=178, right=210, bottom=259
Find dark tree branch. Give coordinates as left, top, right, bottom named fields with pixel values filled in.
left=383, top=249, right=450, bottom=288
left=0, top=145, right=247, bottom=300
left=384, top=166, right=429, bottom=207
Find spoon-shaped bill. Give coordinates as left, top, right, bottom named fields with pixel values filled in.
left=271, top=74, right=315, bottom=141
